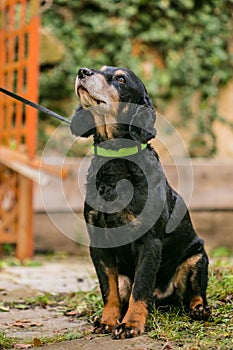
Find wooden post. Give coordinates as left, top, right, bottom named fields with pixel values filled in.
left=0, top=0, right=40, bottom=259
left=17, top=174, right=34, bottom=259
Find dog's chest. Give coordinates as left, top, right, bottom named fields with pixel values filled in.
left=85, top=158, right=147, bottom=226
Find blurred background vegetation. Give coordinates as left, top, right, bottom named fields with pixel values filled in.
left=39, top=0, right=233, bottom=157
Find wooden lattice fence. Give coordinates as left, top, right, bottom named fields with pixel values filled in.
left=0, top=0, right=40, bottom=259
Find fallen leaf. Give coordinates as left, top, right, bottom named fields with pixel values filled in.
left=11, top=320, right=42, bottom=328
left=33, top=338, right=42, bottom=347
left=30, top=322, right=43, bottom=327
left=12, top=321, right=26, bottom=328
left=15, top=304, right=30, bottom=310
left=84, top=335, right=93, bottom=340
left=161, top=342, right=173, bottom=350
left=65, top=310, right=79, bottom=316
left=53, top=329, right=60, bottom=333
left=55, top=306, right=67, bottom=313
left=14, top=344, right=32, bottom=349
left=0, top=305, right=10, bottom=312
left=65, top=309, right=87, bottom=317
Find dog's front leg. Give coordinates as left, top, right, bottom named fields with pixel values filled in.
left=112, top=239, right=162, bottom=339
left=90, top=247, right=121, bottom=334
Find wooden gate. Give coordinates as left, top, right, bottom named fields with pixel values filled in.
left=0, top=0, right=40, bottom=259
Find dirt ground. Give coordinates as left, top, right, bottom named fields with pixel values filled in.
left=33, top=335, right=175, bottom=350
left=0, top=256, right=179, bottom=350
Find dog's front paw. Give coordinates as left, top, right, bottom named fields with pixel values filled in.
left=189, top=304, right=211, bottom=321
left=112, top=322, right=144, bottom=339
left=93, top=316, right=116, bottom=334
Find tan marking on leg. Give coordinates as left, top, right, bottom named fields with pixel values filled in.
left=101, top=267, right=121, bottom=329
left=175, top=254, right=202, bottom=289
left=121, top=295, right=148, bottom=335
left=154, top=254, right=203, bottom=301
left=190, top=295, right=203, bottom=310
left=154, top=280, right=175, bottom=299
left=189, top=295, right=211, bottom=320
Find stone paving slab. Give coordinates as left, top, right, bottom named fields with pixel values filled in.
left=0, top=256, right=96, bottom=296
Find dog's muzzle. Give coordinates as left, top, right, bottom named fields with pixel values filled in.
left=78, top=67, right=94, bottom=79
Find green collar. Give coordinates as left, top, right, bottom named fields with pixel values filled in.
left=92, top=143, right=147, bottom=157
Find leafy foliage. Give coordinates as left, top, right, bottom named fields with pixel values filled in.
left=40, top=0, right=233, bottom=156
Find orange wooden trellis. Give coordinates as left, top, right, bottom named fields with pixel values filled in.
left=0, top=0, right=40, bottom=259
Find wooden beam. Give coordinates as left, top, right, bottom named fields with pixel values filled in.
left=0, top=146, right=68, bottom=179
left=0, top=158, right=50, bottom=185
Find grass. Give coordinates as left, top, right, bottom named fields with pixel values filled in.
left=0, top=331, right=86, bottom=349
left=0, top=258, right=232, bottom=349
left=0, top=331, right=15, bottom=349
left=29, top=330, right=85, bottom=348
left=148, top=259, right=233, bottom=349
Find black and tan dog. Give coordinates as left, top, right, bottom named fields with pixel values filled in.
left=70, top=66, right=210, bottom=339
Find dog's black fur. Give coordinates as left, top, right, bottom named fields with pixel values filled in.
left=70, top=66, right=210, bottom=339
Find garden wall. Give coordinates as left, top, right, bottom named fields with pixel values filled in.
left=33, top=158, right=233, bottom=255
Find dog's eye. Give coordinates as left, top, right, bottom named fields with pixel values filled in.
left=115, top=76, right=126, bottom=84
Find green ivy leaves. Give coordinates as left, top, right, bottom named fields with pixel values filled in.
left=40, top=0, right=233, bottom=156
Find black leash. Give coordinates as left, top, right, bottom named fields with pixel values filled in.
left=0, top=87, right=71, bottom=125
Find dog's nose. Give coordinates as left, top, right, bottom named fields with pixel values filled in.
left=78, top=67, right=94, bottom=79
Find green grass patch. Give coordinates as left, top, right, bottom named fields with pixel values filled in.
left=23, top=287, right=103, bottom=318
left=0, top=331, right=15, bottom=349
left=0, top=256, right=42, bottom=269
left=210, top=247, right=232, bottom=258
left=32, top=330, right=85, bottom=347
left=148, top=260, right=233, bottom=349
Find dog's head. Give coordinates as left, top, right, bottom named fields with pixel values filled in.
left=71, top=66, right=156, bottom=143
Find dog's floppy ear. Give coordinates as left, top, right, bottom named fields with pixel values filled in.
left=70, top=105, right=96, bottom=137
left=129, top=93, right=156, bottom=143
